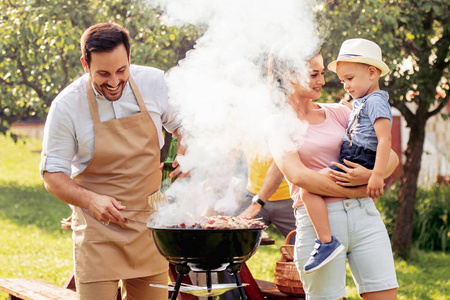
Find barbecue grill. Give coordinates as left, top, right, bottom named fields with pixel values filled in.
left=149, top=226, right=264, bottom=300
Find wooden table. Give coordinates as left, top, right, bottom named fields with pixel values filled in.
left=0, top=278, right=77, bottom=300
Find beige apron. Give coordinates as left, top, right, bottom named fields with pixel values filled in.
left=72, top=77, right=168, bottom=283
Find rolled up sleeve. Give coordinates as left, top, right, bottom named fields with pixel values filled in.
left=40, top=101, right=76, bottom=178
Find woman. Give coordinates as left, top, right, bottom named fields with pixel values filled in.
left=269, top=51, right=399, bottom=300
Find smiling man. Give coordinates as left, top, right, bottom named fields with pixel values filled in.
left=40, top=22, right=182, bottom=299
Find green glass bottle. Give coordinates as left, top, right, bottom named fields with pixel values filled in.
left=161, top=136, right=178, bottom=193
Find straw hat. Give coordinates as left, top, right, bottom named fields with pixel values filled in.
left=328, top=38, right=390, bottom=76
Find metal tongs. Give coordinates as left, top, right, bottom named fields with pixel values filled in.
left=121, top=209, right=156, bottom=224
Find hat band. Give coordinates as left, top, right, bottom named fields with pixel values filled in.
left=337, top=54, right=362, bottom=60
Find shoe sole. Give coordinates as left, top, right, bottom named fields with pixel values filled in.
left=304, top=244, right=345, bottom=274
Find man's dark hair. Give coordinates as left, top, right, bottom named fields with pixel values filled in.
left=80, top=22, right=131, bottom=67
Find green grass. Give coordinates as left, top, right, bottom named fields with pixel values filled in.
left=0, top=134, right=73, bottom=299
left=0, top=134, right=449, bottom=299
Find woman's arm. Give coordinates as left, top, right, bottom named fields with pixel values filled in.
left=274, top=150, right=367, bottom=199
left=328, top=148, right=399, bottom=187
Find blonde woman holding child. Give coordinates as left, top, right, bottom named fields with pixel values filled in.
left=270, top=39, right=398, bottom=300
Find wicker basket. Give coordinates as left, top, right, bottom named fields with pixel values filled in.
left=273, top=230, right=305, bottom=296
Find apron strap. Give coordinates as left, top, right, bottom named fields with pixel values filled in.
left=129, top=76, right=148, bottom=113
left=86, top=82, right=101, bottom=125
left=85, top=75, right=148, bottom=126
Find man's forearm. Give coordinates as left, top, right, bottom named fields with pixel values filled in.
left=257, top=162, right=284, bottom=201
left=43, top=171, right=96, bottom=209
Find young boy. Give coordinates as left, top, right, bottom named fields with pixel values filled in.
left=301, top=38, right=392, bottom=273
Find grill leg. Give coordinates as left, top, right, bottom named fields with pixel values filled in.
left=206, top=271, right=213, bottom=300
left=234, top=272, right=247, bottom=300
left=171, top=273, right=183, bottom=300
left=171, top=264, right=191, bottom=300
left=227, top=264, right=247, bottom=300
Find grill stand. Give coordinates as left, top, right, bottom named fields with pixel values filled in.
left=227, top=263, right=247, bottom=300
left=170, top=263, right=247, bottom=300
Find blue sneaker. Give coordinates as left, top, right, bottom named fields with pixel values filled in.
left=304, top=236, right=344, bottom=274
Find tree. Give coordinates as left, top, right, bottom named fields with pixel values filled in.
left=319, top=0, right=449, bottom=259
left=0, top=0, right=199, bottom=136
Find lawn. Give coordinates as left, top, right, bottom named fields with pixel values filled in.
left=0, top=134, right=449, bottom=299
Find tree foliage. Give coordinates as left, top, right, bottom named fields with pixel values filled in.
left=319, top=0, right=449, bottom=259
left=0, top=0, right=199, bottom=135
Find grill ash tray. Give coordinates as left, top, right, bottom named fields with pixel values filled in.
left=150, top=283, right=249, bottom=297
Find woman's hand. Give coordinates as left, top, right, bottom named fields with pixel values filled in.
left=328, top=159, right=371, bottom=186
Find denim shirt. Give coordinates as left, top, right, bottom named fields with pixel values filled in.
left=343, top=90, right=392, bottom=152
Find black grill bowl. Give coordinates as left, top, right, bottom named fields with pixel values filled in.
left=149, top=227, right=264, bottom=271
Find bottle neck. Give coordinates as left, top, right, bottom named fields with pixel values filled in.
left=164, top=136, right=178, bottom=163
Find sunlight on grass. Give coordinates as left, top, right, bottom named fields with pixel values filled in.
left=0, top=135, right=73, bottom=300
left=246, top=242, right=282, bottom=282
left=394, top=249, right=450, bottom=299
left=0, top=219, right=72, bottom=282
left=0, top=134, right=43, bottom=185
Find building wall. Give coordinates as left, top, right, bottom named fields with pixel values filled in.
left=10, top=123, right=45, bottom=140
left=420, top=103, right=450, bottom=185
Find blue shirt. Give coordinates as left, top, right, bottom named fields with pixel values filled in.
left=343, top=90, right=392, bottom=152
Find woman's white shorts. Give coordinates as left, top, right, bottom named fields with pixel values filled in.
left=294, top=197, right=399, bottom=300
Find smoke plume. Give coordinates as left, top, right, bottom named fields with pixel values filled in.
left=148, top=0, right=322, bottom=223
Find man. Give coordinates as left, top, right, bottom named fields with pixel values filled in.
left=238, top=157, right=296, bottom=242
left=40, top=22, right=182, bottom=299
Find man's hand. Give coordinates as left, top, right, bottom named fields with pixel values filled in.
left=160, top=157, right=189, bottom=181
left=239, top=203, right=262, bottom=219
left=171, top=155, right=189, bottom=179
left=88, top=195, right=128, bottom=224
left=170, top=129, right=190, bottom=180
left=367, top=174, right=384, bottom=200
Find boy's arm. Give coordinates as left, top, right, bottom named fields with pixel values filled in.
left=368, top=118, right=392, bottom=200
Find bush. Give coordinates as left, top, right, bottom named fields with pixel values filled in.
left=377, top=183, right=450, bottom=252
